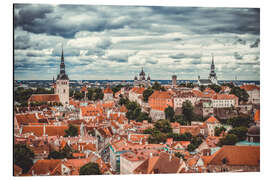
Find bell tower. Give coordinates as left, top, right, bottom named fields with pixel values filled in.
left=55, top=45, right=69, bottom=106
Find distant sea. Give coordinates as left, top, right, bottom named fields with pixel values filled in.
left=15, top=80, right=260, bottom=86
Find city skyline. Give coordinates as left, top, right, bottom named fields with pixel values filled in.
left=14, top=4, right=260, bottom=81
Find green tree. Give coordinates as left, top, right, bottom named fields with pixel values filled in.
left=148, top=130, right=167, bottom=144
left=154, top=119, right=172, bottom=133
left=230, top=86, right=249, bottom=102
left=79, top=162, right=101, bottom=175
left=227, top=116, right=251, bottom=128
left=208, top=84, right=221, bottom=93
left=228, top=126, right=248, bottom=141
left=86, top=88, right=94, bottom=100
left=48, top=151, right=65, bottom=159
left=174, top=152, right=185, bottom=159
left=74, top=91, right=84, bottom=100
left=182, top=100, right=194, bottom=124
left=175, top=115, right=188, bottom=125
left=93, top=88, right=104, bottom=101
left=152, top=81, right=165, bottom=91
left=199, top=85, right=206, bottom=92
left=218, top=134, right=238, bottom=146
left=143, top=88, right=154, bottom=102
left=214, top=126, right=227, bottom=136
left=187, top=143, right=196, bottom=152
left=64, top=124, right=78, bottom=137
left=14, top=144, right=34, bottom=173
left=165, top=106, right=175, bottom=122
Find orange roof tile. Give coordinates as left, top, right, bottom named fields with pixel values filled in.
left=104, top=86, right=113, bottom=94
left=254, top=109, right=260, bottom=122
left=208, top=146, right=260, bottom=166
left=15, top=113, right=39, bottom=126
left=27, top=159, right=61, bottom=175
left=240, top=85, right=260, bottom=91
left=28, top=94, right=60, bottom=103
left=179, top=126, right=200, bottom=136
left=205, top=116, right=220, bottom=124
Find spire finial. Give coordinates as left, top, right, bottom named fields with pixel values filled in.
left=211, top=53, right=214, bottom=64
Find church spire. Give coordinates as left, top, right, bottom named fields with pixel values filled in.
left=60, top=44, right=65, bottom=75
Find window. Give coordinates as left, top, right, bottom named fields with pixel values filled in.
left=63, top=89, right=65, bottom=93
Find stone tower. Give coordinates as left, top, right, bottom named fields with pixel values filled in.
left=55, top=46, right=69, bottom=106
left=172, top=75, right=177, bottom=86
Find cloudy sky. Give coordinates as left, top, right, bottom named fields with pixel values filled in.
left=14, top=4, right=260, bottom=80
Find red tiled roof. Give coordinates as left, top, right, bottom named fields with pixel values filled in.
left=15, top=113, right=39, bottom=126
left=208, top=146, right=260, bottom=166
left=27, top=159, right=61, bottom=175
left=205, top=116, right=220, bottom=124
left=130, top=87, right=145, bottom=94
left=28, top=94, right=60, bottom=103
left=212, top=93, right=238, bottom=100
left=81, top=86, right=87, bottom=92
left=179, top=126, right=200, bottom=136
left=254, top=109, right=260, bottom=122
left=149, top=91, right=172, bottom=99
left=240, top=85, right=260, bottom=91
left=80, top=106, right=103, bottom=117
left=104, top=87, right=113, bottom=94
left=22, top=125, right=79, bottom=137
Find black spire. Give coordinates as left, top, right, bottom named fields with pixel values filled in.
left=209, top=54, right=216, bottom=78
left=56, top=44, right=69, bottom=80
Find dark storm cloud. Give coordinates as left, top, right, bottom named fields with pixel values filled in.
left=13, top=4, right=260, bottom=80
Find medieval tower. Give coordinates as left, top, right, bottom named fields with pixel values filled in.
left=55, top=46, right=69, bottom=106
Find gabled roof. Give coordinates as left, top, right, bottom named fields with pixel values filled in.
left=179, top=126, right=201, bottom=136
left=240, top=85, right=260, bottom=91
left=205, top=116, right=220, bottom=124
left=134, top=152, right=183, bottom=174
left=104, top=86, right=113, bottom=94
left=22, top=125, right=79, bottom=137
left=149, top=91, right=172, bottom=99
left=15, top=113, right=39, bottom=126
left=27, top=159, right=61, bottom=175
left=28, top=94, right=60, bottom=102
left=130, top=87, right=145, bottom=94
left=207, top=146, right=260, bottom=166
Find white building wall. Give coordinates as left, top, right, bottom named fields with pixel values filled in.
left=55, top=80, right=69, bottom=106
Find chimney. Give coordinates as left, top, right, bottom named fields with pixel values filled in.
left=43, top=124, right=46, bottom=137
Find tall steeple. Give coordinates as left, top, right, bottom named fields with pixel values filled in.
left=57, top=44, right=69, bottom=80
left=60, top=44, right=65, bottom=75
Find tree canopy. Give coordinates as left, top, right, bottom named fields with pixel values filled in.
left=79, top=162, right=101, bottom=175
left=14, top=144, right=34, bottom=174
left=164, top=106, right=175, bottom=122
left=182, top=100, right=194, bottom=124
left=64, top=124, right=78, bottom=137
left=218, top=134, right=238, bottom=146
left=154, top=119, right=172, bottom=133
left=230, top=86, right=249, bottom=102
left=143, top=88, right=154, bottom=102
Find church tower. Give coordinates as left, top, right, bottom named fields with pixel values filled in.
left=55, top=46, right=69, bottom=106
left=209, top=54, right=218, bottom=84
